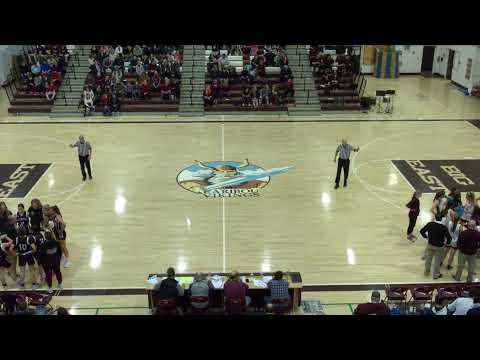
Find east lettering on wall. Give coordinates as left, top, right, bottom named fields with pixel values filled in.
left=0, top=164, right=51, bottom=198
left=391, top=159, right=479, bottom=193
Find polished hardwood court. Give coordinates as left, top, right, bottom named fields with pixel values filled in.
left=0, top=118, right=479, bottom=292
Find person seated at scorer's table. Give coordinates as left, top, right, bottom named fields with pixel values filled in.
left=188, top=272, right=214, bottom=310
left=264, top=270, right=291, bottom=311
left=152, top=267, right=184, bottom=312
left=223, top=271, right=251, bottom=307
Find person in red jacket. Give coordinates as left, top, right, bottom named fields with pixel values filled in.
left=45, top=82, right=57, bottom=101
left=353, top=291, right=390, bottom=315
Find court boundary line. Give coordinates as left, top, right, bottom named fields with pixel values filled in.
left=23, top=163, right=54, bottom=199
left=390, top=160, right=417, bottom=192
left=0, top=118, right=476, bottom=125
left=221, top=122, right=226, bottom=273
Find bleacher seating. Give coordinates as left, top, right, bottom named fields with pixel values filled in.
left=8, top=45, right=69, bottom=114
left=83, top=45, right=182, bottom=114
left=309, top=46, right=362, bottom=111
left=204, top=45, right=294, bottom=112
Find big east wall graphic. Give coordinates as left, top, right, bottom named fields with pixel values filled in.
left=177, top=159, right=293, bottom=198
left=391, top=160, right=480, bottom=193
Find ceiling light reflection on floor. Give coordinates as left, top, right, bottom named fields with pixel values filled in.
left=388, top=173, right=398, bottom=186
left=261, top=262, right=271, bottom=272
left=89, top=245, right=103, bottom=269
left=115, top=194, right=126, bottom=214
left=321, top=192, right=331, bottom=205
left=347, top=248, right=356, bottom=265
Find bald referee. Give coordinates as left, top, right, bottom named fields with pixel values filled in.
left=333, top=138, right=359, bottom=189
left=69, top=135, right=92, bottom=181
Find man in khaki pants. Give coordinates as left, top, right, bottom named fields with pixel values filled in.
left=453, top=220, right=480, bottom=283
left=420, top=214, right=452, bottom=279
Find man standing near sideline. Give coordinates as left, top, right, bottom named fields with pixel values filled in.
left=420, top=214, right=452, bottom=279
left=453, top=220, right=480, bottom=283
left=69, top=135, right=92, bottom=181
left=333, top=139, right=359, bottom=189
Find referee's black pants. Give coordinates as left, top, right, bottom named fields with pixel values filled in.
left=335, top=158, right=350, bottom=185
left=79, top=155, right=92, bottom=180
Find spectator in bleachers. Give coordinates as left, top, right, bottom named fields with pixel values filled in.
left=251, top=85, right=260, bottom=109
left=260, top=83, right=271, bottom=105
left=160, top=78, right=171, bottom=101
left=280, top=65, right=292, bottom=83
left=242, top=86, right=252, bottom=107
left=33, top=75, right=44, bottom=94
left=45, top=82, right=57, bottom=101
left=133, top=45, right=143, bottom=57
left=204, top=85, right=214, bottom=108
left=353, top=291, right=390, bottom=315
left=82, top=86, right=95, bottom=116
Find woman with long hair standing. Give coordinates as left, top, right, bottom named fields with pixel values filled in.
left=28, top=199, right=43, bottom=231
left=442, top=214, right=462, bottom=271
left=406, top=192, right=421, bottom=241
left=49, top=205, right=71, bottom=268
left=43, top=231, right=63, bottom=293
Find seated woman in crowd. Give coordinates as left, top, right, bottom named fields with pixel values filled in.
left=160, top=78, right=171, bottom=101
left=83, top=86, right=95, bottom=116
left=203, top=85, right=213, bottom=107
left=139, top=76, right=151, bottom=100
left=242, top=86, right=252, bottom=107
left=45, top=82, right=57, bottom=101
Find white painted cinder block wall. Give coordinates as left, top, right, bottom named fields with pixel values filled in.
left=433, top=45, right=480, bottom=92
left=0, top=45, right=22, bottom=85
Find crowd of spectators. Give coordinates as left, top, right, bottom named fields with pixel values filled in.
left=18, top=45, right=70, bottom=102
left=204, top=45, right=293, bottom=108
left=82, top=45, right=182, bottom=116
left=309, top=46, right=356, bottom=96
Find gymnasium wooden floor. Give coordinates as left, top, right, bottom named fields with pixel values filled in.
left=1, top=76, right=480, bottom=308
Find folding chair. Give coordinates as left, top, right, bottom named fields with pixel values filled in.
left=384, top=286, right=409, bottom=308
left=271, top=298, right=292, bottom=315
left=154, top=298, right=179, bottom=315
left=225, top=297, right=246, bottom=315
left=189, top=296, right=209, bottom=315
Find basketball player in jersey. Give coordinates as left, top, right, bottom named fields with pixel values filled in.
left=43, top=231, right=63, bottom=293
left=12, top=227, right=39, bottom=289
left=30, top=227, right=47, bottom=285
left=16, top=204, right=29, bottom=232
left=0, top=235, right=14, bottom=289
left=49, top=205, right=70, bottom=268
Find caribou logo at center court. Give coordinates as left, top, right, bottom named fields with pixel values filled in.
left=176, top=159, right=293, bottom=198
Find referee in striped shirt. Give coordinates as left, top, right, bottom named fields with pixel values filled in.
left=69, top=135, right=92, bottom=181
left=333, top=138, right=359, bottom=189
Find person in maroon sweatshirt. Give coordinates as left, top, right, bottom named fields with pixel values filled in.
left=453, top=220, right=480, bottom=283
left=406, top=191, right=421, bottom=242
left=353, top=291, right=390, bottom=315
